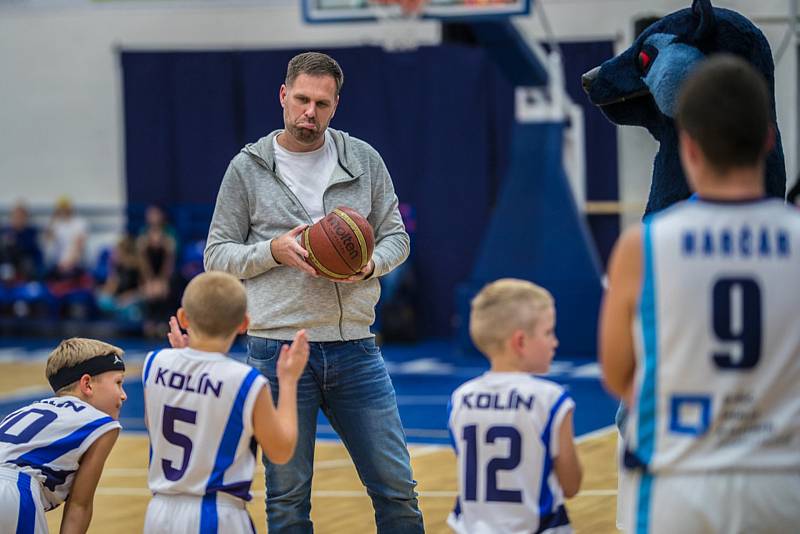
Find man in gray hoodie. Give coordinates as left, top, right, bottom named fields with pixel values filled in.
left=204, top=52, right=423, bottom=533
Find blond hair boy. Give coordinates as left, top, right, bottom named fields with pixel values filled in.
left=142, top=271, right=309, bottom=534
left=0, top=338, right=127, bottom=534
left=448, top=278, right=582, bottom=534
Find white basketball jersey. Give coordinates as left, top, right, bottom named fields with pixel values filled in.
left=0, top=396, right=121, bottom=510
left=142, top=348, right=267, bottom=501
left=447, top=372, right=575, bottom=534
left=627, top=199, right=800, bottom=474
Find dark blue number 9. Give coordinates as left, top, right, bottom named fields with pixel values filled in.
left=712, top=277, right=762, bottom=370
left=161, top=405, right=196, bottom=481
left=0, top=409, right=57, bottom=444
left=461, top=424, right=522, bottom=503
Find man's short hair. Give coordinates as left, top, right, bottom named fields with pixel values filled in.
left=469, top=278, right=554, bottom=356
left=286, top=52, right=344, bottom=95
left=46, top=338, right=124, bottom=393
left=676, top=54, right=771, bottom=172
left=182, top=271, right=247, bottom=338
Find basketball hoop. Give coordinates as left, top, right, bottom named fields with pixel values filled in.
left=366, top=0, right=427, bottom=51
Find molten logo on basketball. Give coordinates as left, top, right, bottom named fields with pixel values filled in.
left=301, top=206, right=375, bottom=280
left=330, top=217, right=359, bottom=261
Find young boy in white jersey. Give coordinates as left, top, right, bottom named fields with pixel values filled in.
left=0, top=338, right=127, bottom=534
left=142, top=271, right=309, bottom=534
left=448, top=279, right=582, bottom=534
left=601, top=55, right=800, bottom=533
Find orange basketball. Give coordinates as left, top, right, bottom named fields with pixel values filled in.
left=302, top=207, right=375, bottom=280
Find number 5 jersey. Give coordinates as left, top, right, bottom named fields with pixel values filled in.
left=447, top=372, right=575, bottom=534
left=627, top=198, right=800, bottom=474
left=142, top=348, right=267, bottom=500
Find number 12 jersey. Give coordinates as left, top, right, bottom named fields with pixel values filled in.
left=447, top=371, right=575, bottom=534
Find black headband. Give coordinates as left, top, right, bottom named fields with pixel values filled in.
left=48, top=352, right=125, bottom=392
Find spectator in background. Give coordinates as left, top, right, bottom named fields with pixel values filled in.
left=97, top=233, right=142, bottom=322
left=138, top=205, right=177, bottom=337
left=0, top=202, right=42, bottom=284
left=42, top=197, right=93, bottom=318
left=43, top=196, right=88, bottom=280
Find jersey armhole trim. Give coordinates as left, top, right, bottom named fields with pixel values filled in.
left=142, top=349, right=164, bottom=387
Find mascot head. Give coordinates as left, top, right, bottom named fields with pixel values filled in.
left=582, top=0, right=785, bottom=213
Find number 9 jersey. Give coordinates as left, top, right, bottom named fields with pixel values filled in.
left=447, top=372, right=575, bottom=534
left=626, top=199, right=800, bottom=474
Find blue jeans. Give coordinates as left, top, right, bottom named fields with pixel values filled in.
left=247, top=337, right=425, bottom=534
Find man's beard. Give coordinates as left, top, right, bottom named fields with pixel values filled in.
left=286, top=121, right=323, bottom=145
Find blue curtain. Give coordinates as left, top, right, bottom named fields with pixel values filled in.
left=557, top=41, right=619, bottom=267
left=121, top=42, right=614, bottom=339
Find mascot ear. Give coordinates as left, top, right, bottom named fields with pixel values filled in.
left=692, top=0, right=717, bottom=43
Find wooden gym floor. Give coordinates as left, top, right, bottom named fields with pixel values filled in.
left=1, top=361, right=619, bottom=533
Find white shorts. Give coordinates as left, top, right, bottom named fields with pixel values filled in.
left=620, top=470, right=800, bottom=533
left=144, top=492, right=256, bottom=534
left=0, top=466, right=48, bottom=534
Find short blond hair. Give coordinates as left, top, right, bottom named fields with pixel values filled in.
left=182, top=271, right=247, bottom=338
left=46, top=338, right=124, bottom=392
left=469, top=278, right=554, bottom=355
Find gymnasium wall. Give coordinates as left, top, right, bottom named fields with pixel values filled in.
left=1, top=0, right=797, bottom=316
left=1, top=0, right=796, bottom=217
left=0, top=0, right=439, bottom=209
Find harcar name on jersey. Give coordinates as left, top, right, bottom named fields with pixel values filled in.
left=154, top=367, right=222, bottom=397
left=682, top=226, right=791, bottom=258
left=462, top=389, right=534, bottom=411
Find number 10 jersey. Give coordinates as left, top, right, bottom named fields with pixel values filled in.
left=627, top=198, right=800, bottom=474
left=0, top=396, right=120, bottom=510
left=142, top=347, right=267, bottom=500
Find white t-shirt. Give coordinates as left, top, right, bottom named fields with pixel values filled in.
left=273, top=131, right=338, bottom=223
left=48, top=216, right=88, bottom=266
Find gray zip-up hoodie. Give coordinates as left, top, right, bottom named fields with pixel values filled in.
left=204, top=128, right=410, bottom=342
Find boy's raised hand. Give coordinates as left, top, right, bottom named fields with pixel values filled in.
left=277, top=329, right=309, bottom=384
left=167, top=316, right=189, bottom=349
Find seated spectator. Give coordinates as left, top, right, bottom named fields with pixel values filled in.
left=43, top=196, right=88, bottom=280
left=0, top=202, right=42, bottom=285
left=97, top=234, right=142, bottom=322
left=42, top=197, right=94, bottom=319
left=138, top=205, right=178, bottom=337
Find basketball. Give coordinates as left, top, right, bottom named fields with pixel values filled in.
left=302, top=207, right=375, bottom=280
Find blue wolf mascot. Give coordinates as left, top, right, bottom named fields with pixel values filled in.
left=582, top=0, right=785, bottom=214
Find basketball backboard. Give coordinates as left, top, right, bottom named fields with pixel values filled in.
left=302, top=0, right=531, bottom=23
